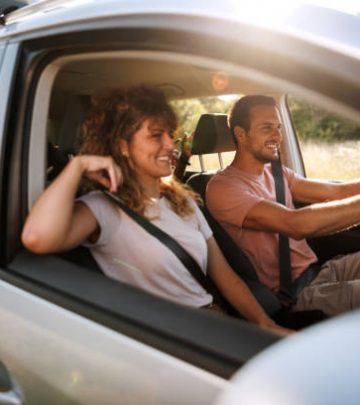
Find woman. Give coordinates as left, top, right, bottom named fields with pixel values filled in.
left=22, top=85, right=290, bottom=335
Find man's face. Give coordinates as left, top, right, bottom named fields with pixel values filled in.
left=243, top=105, right=283, bottom=163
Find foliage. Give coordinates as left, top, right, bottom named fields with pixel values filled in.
left=170, top=96, right=237, bottom=138
left=288, top=97, right=360, bottom=142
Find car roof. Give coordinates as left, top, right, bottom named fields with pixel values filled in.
left=2, top=0, right=359, bottom=55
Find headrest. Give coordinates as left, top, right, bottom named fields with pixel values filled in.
left=57, top=96, right=90, bottom=152
left=191, top=113, right=236, bottom=155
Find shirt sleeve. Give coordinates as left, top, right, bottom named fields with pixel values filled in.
left=206, top=174, right=264, bottom=228
left=77, top=191, right=121, bottom=247
left=189, top=199, right=213, bottom=240
left=282, top=166, right=304, bottom=192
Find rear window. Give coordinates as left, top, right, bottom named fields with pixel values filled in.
left=170, top=95, right=239, bottom=171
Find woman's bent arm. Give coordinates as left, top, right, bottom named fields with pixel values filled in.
left=21, top=155, right=122, bottom=253
left=206, top=237, right=292, bottom=335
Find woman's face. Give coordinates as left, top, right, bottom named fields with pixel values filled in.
left=122, top=118, right=175, bottom=180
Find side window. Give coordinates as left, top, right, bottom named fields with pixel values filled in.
left=187, top=151, right=235, bottom=172
left=288, top=96, right=360, bottom=181
left=170, top=95, right=238, bottom=172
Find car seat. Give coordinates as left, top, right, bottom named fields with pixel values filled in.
left=47, top=95, right=91, bottom=180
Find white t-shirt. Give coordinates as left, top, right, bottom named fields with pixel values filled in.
left=78, top=191, right=213, bottom=307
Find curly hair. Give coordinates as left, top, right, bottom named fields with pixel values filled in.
left=78, top=85, right=199, bottom=216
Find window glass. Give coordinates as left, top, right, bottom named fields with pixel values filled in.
left=288, top=96, right=360, bottom=181
left=189, top=151, right=235, bottom=171
left=170, top=95, right=239, bottom=172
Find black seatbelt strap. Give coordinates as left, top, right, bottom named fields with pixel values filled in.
left=102, top=190, right=226, bottom=307
left=271, top=159, right=296, bottom=303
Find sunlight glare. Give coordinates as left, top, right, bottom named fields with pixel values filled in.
left=231, top=0, right=303, bottom=27
left=231, top=0, right=359, bottom=28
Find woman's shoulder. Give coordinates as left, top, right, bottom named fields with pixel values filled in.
left=78, top=190, right=106, bottom=204
left=77, top=190, right=119, bottom=214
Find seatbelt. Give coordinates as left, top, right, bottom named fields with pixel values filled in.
left=271, top=159, right=296, bottom=303
left=102, top=190, right=227, bottom=308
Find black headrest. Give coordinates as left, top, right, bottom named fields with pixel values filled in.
left=191, top=113, right=235, bottom=155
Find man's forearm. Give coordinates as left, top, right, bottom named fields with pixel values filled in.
left=289, top=194, right=360, bottom=239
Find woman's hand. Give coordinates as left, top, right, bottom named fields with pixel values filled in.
left=206, top=237, right=295, bottom=337
left=76, top=155, right=123, bottom=193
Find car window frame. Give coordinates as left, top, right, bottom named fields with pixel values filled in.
left=2, top=27, right=282, bottom=379
left=3, top=11, right=359, bottom=377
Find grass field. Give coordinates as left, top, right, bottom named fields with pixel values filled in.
left=300, top=140, right=360, bottom=181
left=187, top=140, right=360, bottom=181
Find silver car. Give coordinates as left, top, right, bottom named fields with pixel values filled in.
left=0, top=1, right=359, bottom=404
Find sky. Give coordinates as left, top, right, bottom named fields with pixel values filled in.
left=230, top=0, right=359, bottom=18
left=228, top=0, right=359, bottom=33
left=302, top=0, right=359, bottom=15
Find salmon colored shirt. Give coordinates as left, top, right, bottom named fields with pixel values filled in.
left=206, top=164, right=317, bottom=292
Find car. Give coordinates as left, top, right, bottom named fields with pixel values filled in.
left=0, top=0, right=359, bottom=404
left=216, top=310, right=360, bottom=405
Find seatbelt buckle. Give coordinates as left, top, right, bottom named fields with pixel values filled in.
left=277, top=289, right=297, bottom=307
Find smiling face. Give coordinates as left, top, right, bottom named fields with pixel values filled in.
left=120, top=117, right=174, bottom=183
left=242, top=105, right=283, bottom=163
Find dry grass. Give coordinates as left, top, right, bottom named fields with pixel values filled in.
left=300, top=140, right=360, bottom=181
left=187, top=140, right=360, bottom=181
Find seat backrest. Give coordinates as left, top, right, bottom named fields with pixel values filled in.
left=191, top=113, right=235, bottom=155
left=48, top=96, right=91, bottom=180
left=187, top=113, right=281, bottom=315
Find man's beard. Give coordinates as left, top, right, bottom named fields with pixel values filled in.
left=253, top=148, right=279, bottom=163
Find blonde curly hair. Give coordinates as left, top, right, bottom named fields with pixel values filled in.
left=78, top=85, right=200, bottom=216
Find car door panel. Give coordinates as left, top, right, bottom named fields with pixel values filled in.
left=0, top=277, right=227, bottom=405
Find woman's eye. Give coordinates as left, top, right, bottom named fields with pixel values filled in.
left=153, top=132, right=162, bottom=138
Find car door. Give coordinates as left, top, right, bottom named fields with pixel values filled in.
left=0, top=5, right=279, bottom=405
left=0, top=40, right=223, bottom=405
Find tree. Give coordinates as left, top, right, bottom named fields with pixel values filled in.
left=288, top=97, right=360, bottom=142
left=170, top=96, right=237, bottom=138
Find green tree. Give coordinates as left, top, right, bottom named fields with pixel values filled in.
left=170, top=96, right=237, bottom=138
left=288, top=97, right=360, bottom=142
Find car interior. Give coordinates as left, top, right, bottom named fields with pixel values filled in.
left=5, top=44, right=360, bottom=377
left=44, top=51, right=336, bottom=323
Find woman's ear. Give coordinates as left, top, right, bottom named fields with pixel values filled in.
left=234, top=126, right=246, bottom=144
left=119, top=139, right=129, bottom=157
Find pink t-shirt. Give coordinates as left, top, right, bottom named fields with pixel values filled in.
left=206, top=164, right=317, bottom=292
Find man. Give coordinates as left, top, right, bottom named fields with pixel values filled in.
left=206, top=95, right=360, bottom=316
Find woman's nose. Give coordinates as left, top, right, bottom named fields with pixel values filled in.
left=163, top=132, right=174, bottom=149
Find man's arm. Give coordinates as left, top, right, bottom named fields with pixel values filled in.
left=243, top=195, right=360, bottom=240
left=291, top=176, right=360, bottom=204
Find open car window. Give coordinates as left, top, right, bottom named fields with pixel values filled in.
left=5, top=43, right=283, bottom=379
left=287, top=95, right=360, bottom=182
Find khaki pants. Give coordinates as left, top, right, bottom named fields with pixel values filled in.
left=294, top=251, right=360, bottom=316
